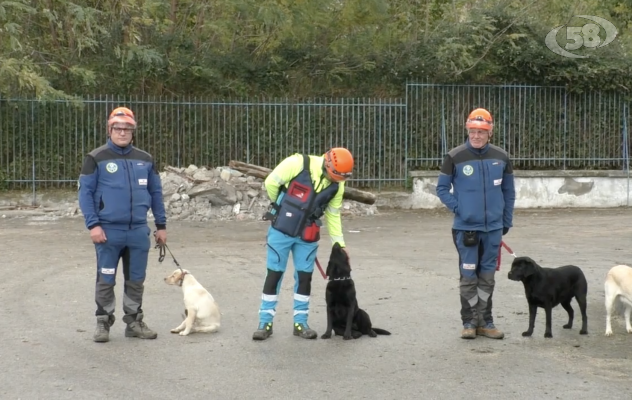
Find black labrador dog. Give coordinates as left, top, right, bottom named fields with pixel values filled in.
left=321, top=243, right=391, bottom=340
left=508, top=256, right=588, bottom=338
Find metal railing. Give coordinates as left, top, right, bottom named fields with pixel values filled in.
left=0, top=84, right=630, bottom=194
left=406, top=84, right=631, bottom=170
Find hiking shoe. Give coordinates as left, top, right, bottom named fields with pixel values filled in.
left=293, top=323, right=317, bottom=339
left=124, top=313, right=158, bottom=339
left=461, top=323, right=476, bottom=339
left=252, top=322, right=274, bottom=341
left=477, top=323, right=505, bottom=339
left=93, top=315, right=115, bottom=343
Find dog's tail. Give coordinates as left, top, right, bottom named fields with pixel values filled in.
left=373, top=327, right=391, bottom=335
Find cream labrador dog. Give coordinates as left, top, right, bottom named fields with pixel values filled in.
left=164, top=268, right=221, bottom=336
left=605, top=264, right=632, bottom=336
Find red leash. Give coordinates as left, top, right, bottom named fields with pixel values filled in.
left=496, top=241, right=517, bottom=271
left=315, top=257, right=327, bottom=279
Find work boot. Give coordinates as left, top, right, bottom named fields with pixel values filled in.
left=293, top=323, right=317, bottom=339
left=477, top=322, right=505, bottom=339
left=461, top=323, right=476, bottom=339
left=252, top=322, right=273, bottom=341
left=93, top=315, right=115, bottom=343
left=124, top=313, right=158, bottom=339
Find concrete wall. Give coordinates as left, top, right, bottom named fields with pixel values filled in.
left=376, top=170, right=632, bottom=209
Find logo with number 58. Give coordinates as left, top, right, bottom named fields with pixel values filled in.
left=545, top=15, right=618, bottom=59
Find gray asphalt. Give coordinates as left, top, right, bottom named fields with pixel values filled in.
left=1, top=208, right=632, bottom=399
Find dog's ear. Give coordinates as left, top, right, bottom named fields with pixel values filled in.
left=333, top=242, right=341, bottom=250
left=521, top=258, right=537, bottom=277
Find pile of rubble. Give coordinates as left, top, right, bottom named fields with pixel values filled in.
left=155, top=165, right=378, bottom=222
left=0, top=164, right=378, bottom=222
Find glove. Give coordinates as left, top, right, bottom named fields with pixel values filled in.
left=502, top=227, right=510, bottom=236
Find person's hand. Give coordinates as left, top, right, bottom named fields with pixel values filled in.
left=155, top=229, right=167, bottom=245
left=90, top=226, right=107, bottom=243
left=502, top=227, right=510, bottom=236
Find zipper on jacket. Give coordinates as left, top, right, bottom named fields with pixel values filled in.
left=123, top=160, right=133, bottom=229
left=480, top=156, right=488, bottom=231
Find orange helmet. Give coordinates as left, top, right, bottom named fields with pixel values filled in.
left=465, top=108, right=493, bottom=131
left=108, top=107, right=136, bottom=128
left=324, top=147, right=354, bottom=182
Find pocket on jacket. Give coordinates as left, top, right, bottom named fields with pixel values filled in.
left=487, top=163, right=504, bottom=187
left=133, top=164, right=150, bottom=189
left=98, top=190, right=124, bottom=222
left=94, top=191, right=104, bottom=212
left=140, top=189, right=152, bottom=208
left=456, top=196, right=478, bottom=223
left=131, top=189, right=152, bottom=222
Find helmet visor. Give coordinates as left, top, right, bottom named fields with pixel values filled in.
left=465, top=118, right=492, bottom=130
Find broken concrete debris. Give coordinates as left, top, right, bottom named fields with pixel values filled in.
left=154, top=164, right=378, bottom=222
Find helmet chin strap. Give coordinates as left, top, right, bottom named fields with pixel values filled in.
left=321, top=162, right=331, bottom=181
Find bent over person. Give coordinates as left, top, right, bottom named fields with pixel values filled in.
left=253, top=148, right=354, bottom=341
left=436, top=108, right=516, bottom=340
left=78, top=106, right=167, bottom=343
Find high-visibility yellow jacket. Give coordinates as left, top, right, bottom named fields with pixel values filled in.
left=264, top=153, right=346, bottom=247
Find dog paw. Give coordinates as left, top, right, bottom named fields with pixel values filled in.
left=544, top=332, right=553, bottom=338
left=179, top=331, right=190, bottom=336
left=627, top=328, right=632, bottom=334
left=343, top=335, right=353, bottom=340
left=605, top=330, right=613, bottom=336
left=579, top=329, right=588, bottom=335
left=522, top=331, right=533, bottom=337
left=170, top=328, right=182, bottom=334
left=321, top=333, right=332, bottom=339
left=368, top=332, right=377, bottom=338
left=562, top=324, right=572, bottom=329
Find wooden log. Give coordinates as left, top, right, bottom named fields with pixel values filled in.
left=343, top=186, right=378, bottom=205
left=228, top=160, right=376, bottom=205
left=163, top=166, right=211, bottom=184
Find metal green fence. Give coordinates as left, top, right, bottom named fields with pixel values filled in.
left=0, top=83, right=630, bottom=193
left=406, top=84, right=631, bottom=170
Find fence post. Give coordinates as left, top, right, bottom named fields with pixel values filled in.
left=624, top=101, right=629, bottom=206
left=30, top=101, right=36, bottom=206
left=563, top=90, right=568, bottom=170
left=404, top=84, right=409, bottom=189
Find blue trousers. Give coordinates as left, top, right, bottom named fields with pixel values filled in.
left=451, top=228, right=502, bottom=327
left=94, top=225, right=151, bottom=323
left=258, top=226, right=319, bottom=325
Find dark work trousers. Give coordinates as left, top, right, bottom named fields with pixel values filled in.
left=451, top=228, right=503, bottom=327
left=94, top=225, right=151, bottom=324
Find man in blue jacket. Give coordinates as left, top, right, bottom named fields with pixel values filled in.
left=436, top=108, right=516, bottom=340
left=78, top=107, right=167, bottom=343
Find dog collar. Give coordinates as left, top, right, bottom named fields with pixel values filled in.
left=329, top=276, right=352, bottom=281
left=177, top=271, right=188, bottom=286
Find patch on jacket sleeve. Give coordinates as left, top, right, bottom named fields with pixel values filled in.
left=494, top=179, right=502, bottom=185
